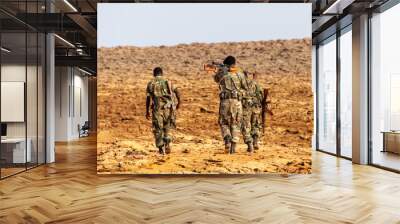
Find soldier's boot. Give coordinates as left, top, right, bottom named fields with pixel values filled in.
left=224, top=136, right=232, bottom=154
left=225, top=142, right=231, bottom=153
left=247, top=142, right=254, bottom=153
left=158, top=145, right=166, bottom=155
left=253, top=137, right=260, bottom=150
left=230, top=142, right=236, bottom=154
left=165, top=143, right=171, bottom=154
left=164, top=136, right=172, bottom=154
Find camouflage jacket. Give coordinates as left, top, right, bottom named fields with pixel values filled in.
left=146, top=76, right=176, bottom=111
left=242, top=78, right=263, bottom=108
left=217, top=67, right=248, bottom=100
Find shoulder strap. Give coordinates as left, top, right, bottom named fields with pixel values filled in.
left=230, top=72, right=241, bottom=91
left=166, top=80, right=173, bottom=95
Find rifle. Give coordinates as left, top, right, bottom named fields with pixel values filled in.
left=167, top=81, right=180, bottom=129
left=261, top=89, right=273, bottom=134
left=203, top=61, right=224, bottom=74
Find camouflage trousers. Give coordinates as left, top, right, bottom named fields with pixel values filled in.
left=242, top=106, right=262, bottom=143
left=152, top=108, right=174, bottom=148
left=219, top=99, right=242, bottom=143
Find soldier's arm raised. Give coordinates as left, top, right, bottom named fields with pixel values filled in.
left=213, top=66, right=228, bottom=83
left=213, top=70, right=222, bottom=83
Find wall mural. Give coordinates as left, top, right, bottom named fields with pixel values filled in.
left=97, top=3, right=313, bottom=174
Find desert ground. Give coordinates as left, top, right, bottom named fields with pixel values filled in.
left=97, top=39, right=313, bottom=174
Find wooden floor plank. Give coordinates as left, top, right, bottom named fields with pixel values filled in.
left=0, top=136, right=399, bottom=223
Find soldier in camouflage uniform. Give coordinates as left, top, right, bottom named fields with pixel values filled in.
left=242, top=72, right=264, bottom=151
left=146, top=67, right=180, bottom=155
left=214, top=56, right=249, bottom=154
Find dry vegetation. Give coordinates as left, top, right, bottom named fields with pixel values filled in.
left=97, top=39, right=313, bottom=174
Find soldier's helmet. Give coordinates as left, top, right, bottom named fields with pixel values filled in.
left=223, top=56, right=236, bottom=67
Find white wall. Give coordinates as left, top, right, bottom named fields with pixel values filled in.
left=55, top=67, right=89, bottom=141
left=72, top=72, right=89, bottom=138
left=1, top=65, right=38, bottom=138
left=1, top=65, right=27, bottom=140
left=55, top=67, right=70, bottom=141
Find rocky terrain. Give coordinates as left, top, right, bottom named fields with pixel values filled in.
left=97, top=39, right=313, bottom=174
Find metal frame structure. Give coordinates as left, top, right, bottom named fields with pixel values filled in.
left=315, top=31, right=346, bottom=159
left=314, top=19, right=361, bottom=161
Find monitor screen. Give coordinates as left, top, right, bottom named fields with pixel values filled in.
left=1, top=123, right=7, bottom=137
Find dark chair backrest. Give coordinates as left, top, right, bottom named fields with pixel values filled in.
left=82, top=121, right=90, bottom=130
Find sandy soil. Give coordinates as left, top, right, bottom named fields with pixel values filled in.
left=97, top=39, right=313, bottom=174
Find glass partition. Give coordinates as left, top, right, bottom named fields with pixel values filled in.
left=26, top=0, right=43, bottom=169
left=0, top=2, right=46, bottom=179
left=370, top=4, right=400, bottom=171
left=317, top=35, right=337, bottom=154
left=1, top=31, right=28, bottom=177
left=339, top=27, right=352, bottom=158
left=27, top=31, right=38, bottom=169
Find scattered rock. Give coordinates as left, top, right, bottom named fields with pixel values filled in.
left=200, top=107, right=213, bottom=113
left=121, top=117, right=133, bottom=121
left=286, top=128, right=299, bottom=134
left=126, top=150, right=134, bottom=155
left=205, top=159, right=222, bottom=163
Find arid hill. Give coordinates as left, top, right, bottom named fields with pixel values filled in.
left=97, top=39, right=313, bottom=174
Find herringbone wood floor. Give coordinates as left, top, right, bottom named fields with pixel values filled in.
left=1, top=137, right=400, bottom=224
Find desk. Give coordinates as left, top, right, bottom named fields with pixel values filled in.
left=382, top=131, right=400, bottom=154
left=1, top=138, right=31, bottom=163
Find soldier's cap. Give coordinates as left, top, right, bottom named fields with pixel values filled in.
left=223, top=56, right=236, bottom=66
left=153, top=67, right=163, bottom=76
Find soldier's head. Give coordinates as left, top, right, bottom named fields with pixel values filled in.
left=153, top=67, right=163, bottom=76
left=223, top=56, right=236, bottom=67
left=252, top=72, right=258, bottom=80
left=244, top=71, right=257, bottom=80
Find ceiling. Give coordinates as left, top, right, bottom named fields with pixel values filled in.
left=0, top=0, right=393, bottom=75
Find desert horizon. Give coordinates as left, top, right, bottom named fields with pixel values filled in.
left=98, top=38, right=311, bottom=49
